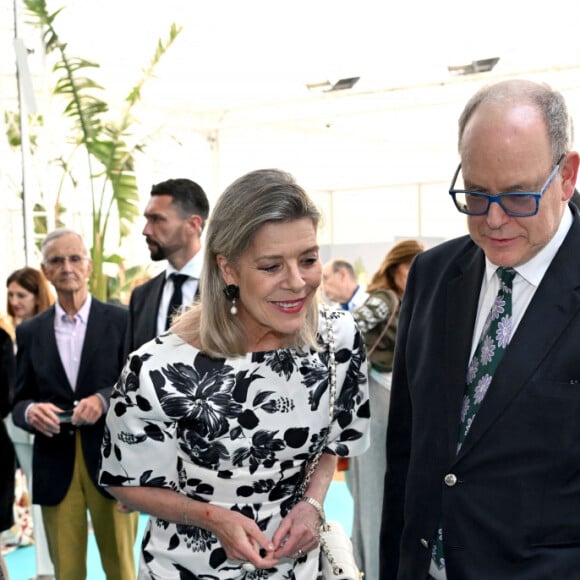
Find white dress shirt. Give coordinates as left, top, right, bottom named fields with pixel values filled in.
left=470, top=207, right=573, bottom=357
left=54, top=295, right=91, bottom=390
left=156, top=252, right=203, bottom=336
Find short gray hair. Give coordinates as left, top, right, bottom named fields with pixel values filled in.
left=329, top=259, right=356, bottom=280
left=458, top=79, right=573, bottom=164
left=41, top=228, right=86, bottom=263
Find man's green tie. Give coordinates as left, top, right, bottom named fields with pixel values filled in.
left=432, top=267, right=516, bottom=569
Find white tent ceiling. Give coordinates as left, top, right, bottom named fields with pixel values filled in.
left=1, top=0, right=580, bottom=275
left=1, top=0, right=579, bottom=164
left=14, top=0, right=575, bottom=187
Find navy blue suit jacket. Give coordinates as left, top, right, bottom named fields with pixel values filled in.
left=124, top=270, right=202, bottom=358
left=0, top=328, right=15, bottom=531
left=380, top=205, right=580, bottom=579
left=11, top=298, right=127, bottom=505
left=124, top=271, right=165, bottom=358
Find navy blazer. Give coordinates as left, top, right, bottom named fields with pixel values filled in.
left=380, top=205, right=580, bottom=580
left=0, top=328, right=16, bottom=531
left=124, top=271, right=165, bottom=358
left=124, top=270, right=202, bottom=358
left=11, top=298, right=127, bottom=505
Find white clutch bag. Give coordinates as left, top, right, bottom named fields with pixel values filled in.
left=320, top=520, right=362, bottom=579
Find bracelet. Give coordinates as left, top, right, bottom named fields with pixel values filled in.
left=301, top=496, right=325, bottom=522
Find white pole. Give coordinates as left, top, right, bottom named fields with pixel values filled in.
left=13, top=0, right=37, bottom=266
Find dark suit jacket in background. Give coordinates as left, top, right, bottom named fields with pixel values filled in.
left=124, top=270, right=201, bottom=358
left=124, top=271, right=165, bottom=358
left=0, top=328, right=15, bottom=414
left=11, top=298, right=127, bottom=506
left=0, top=328, right=16, bottom=531
left=380, top=204, right=580, bottom=580
left=570, top=188, right=580, bottom=210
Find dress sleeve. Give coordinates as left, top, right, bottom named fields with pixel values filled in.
left=352, top=290, right=396, bottom=334
left=99, top=350, right=180, bottom=490
left=324, top=310, right=371, bottom=458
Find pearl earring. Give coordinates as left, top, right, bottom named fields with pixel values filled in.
left=223, top=284, right=240, bottom=316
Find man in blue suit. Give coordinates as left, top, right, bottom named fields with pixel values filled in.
left=12, top=229, right=138, bottom=580
left=380, top=80, right=580, bottom=579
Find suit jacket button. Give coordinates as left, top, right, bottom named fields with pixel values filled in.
left=444, top=473, right=457, bottom=486
left=420, top=538, right=429, bottom=548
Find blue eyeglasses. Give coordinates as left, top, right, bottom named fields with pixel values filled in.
left=449, top=153, right=565, bottom=217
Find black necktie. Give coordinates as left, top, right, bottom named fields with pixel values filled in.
left=166, top=273, right=189, bottom=330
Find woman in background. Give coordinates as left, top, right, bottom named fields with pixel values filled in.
left=349, top=239, right=425, bottom=580
left=6, top=267, right=54, bottom=329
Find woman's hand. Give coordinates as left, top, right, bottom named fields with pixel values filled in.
left=208, top=508, right=279, bottom=570
left=271, top=500, right=322, bottom=560
left=110, top=486, right=278, bottom=569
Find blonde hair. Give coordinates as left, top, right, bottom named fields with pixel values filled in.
left=174, top=169, right=322, bottom=357
left=367, top=239, right=425, bottom=295
left=0, top=314, right=14, bottom=342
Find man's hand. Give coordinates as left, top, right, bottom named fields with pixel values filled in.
left=72, top=395, right=104, bottom=426
left=28, top=402, right=62, bottom=437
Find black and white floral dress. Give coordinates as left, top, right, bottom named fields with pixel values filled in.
left=99, top=309, right=370, bottom=579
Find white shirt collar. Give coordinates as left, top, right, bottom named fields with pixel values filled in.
left=165, top=251, right=203, bottom=280
left=55, top=293, right=92, bottom=323
left=484, top=206, right=573, bottom=286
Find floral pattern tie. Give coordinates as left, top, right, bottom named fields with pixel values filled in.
left=432, top=266, right=516, bottom=569
left=457, top=267, right=516, bottom=450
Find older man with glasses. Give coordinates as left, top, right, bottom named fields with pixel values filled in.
left=380, top=79, right=580, bottom=580
left=11, top=228, right=138, bottom=580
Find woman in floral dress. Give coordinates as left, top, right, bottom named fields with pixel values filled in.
left=100, top=169, right=370, bottom=579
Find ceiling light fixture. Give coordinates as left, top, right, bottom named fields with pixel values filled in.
left=447, top=57, right=500, bottom=76
left=306, top=76, right=360, bottom=92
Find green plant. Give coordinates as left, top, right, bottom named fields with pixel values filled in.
left=4, top=110, right=67, bottom=252
left=23, top=0, right=181, bottom=300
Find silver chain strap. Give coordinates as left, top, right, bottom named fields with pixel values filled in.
left=298, top=305, right=336, bottom=495
left=298, top=305, right=346, bottom=576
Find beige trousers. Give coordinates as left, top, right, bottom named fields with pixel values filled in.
left=42, top=432, right=138, bottom=580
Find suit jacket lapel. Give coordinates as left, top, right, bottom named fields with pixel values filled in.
left=444, top=248, right=486, bottom=458
left=148, top=272, right=166, bottom=337
left=457, top=214, right=580, bottom=459
left=76, top=299, right=102, bottom=393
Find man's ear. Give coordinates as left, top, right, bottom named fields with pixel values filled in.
left=187, top=215, right=203, bottom=236
left=562, top=151, right=580, bottom=200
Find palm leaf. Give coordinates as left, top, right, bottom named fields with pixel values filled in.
left=23, top=0, right=181, bottom=301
